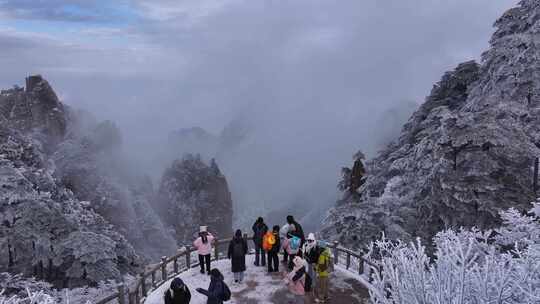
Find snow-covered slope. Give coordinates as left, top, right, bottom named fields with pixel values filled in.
left=323, top=0, right=540, bottom=249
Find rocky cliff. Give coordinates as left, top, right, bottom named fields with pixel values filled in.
left=0, top=77, right=142, bottom=287
left=322, top=0, right=540, bottom=249
left=156, top=155, right=233, bottom=243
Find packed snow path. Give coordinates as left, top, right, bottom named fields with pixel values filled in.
left=144, top=255, right=369, bottom=304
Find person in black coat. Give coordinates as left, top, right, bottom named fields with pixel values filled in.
left=286, top=215, right=305, bottom=248
left=196, top=269, right=230, bottom=304
left=267, top=225, right=281, bottom=273
left=227, top=229, right=248, bottom=283
left=252, top=217, right=268, bottom=267
left=164, top=278, right=191, bottom=304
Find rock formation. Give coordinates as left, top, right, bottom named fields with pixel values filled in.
left=156, top=154, right=233, bottom=243
left=0, top=83, right=141, bottom=287
left=322, top=0, right=540, bottom=250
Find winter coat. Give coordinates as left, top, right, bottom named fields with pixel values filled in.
left=268, top=231, right=281, bottom=254
left=316, top=248, right=331, bottom=278
left=286, top=257, right=307, bottom=295
left=252, top=221, right=268, bottom=246
left=193, top=232, right=215, bottom=256
left=302, top=244, right=320, bottom=264
left=164, top=287, right=191, bottom=304
left=228, top=236, right=248, bottom=273
left=196, top=271, right=228, bottom=304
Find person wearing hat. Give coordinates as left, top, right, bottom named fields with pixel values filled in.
left=193, top=226, right=215, bottom=275
left=315, top=241, right=332, bottom=303
left=302, top=233, right=321, bottom=300
left=164, top=278, right=191, bottom=304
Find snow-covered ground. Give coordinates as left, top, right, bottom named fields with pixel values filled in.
left=144, top=255, right=368, bottom=304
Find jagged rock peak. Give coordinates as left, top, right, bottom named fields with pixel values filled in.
left=156, top=154, right=233, bottom=244
left=0, top=75, right=67, bottom=148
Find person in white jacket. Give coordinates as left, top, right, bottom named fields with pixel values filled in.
left=280, top=223, right=292, bottom=264
left=193, top=226, right=215, bottom=275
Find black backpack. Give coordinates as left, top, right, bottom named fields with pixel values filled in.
left=233, top=241, right=244, bottom=257
left=220, top=282, right=231, bottom=301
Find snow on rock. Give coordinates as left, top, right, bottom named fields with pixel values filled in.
left=0, top=77, right=142, bottom=288
left=156, top=154, right=233, bottom=244
left=323, top=0, right=540, bottom=250
left=145, top=255, right=368, bottom=304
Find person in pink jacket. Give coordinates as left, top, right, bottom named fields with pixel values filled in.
left=284, top=256, right=310, bottom=303
left=193, top=226, right=215, bottom=275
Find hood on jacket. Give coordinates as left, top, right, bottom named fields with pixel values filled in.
left=234, top=229, right=242, bottom=239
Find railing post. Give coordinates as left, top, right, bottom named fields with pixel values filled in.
left=185, top=246, right=191, bottom=269
left=214, top=238, right=219, bottom=261
left=358, top=257, right=364, bottom=275
left=151, top=270, right=156, bottom=287
left=161, top=256, right=168, bottom=281
left=346, top=253, right=351, bottom=269
left=140, top=272, right=147, bottom=297
left=117, top=284, right=126, bottom=304
left=332, top=241, right=339, bottom=265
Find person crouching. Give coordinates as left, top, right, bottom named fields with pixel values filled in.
left=284, top=256, right=311, bottom=304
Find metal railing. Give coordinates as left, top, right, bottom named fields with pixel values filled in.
left=95, top=237, right=375, bottom=304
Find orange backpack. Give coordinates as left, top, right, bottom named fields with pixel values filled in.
left=262, top=232, right=276, bottom=251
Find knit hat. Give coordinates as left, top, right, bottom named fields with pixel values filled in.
left=307, top=233, right=316, bottom=241
left=200, top=226, right=207, bottom=233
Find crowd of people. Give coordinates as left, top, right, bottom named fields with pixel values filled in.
left=164, top=215, right=333, bottom=304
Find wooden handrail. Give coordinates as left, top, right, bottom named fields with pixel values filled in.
left=95, top=237, right=373, bottom=304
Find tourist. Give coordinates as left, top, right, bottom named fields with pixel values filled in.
left=302, top=233, right=321, bottom=299
left=252, top=217, right=268, bottom=267
left=279, top=223, right=291, bottom=264
left=315, top=241, right=332, bottom=303
left=193, top=226, right=215, bottom=275
left=286, top=215, right=305, bottom=247
left=266, top=225, right=281, bottom=273
left=196, top=269, right=231, bottom=304
left=284, top=256, right=311, bottom=304
left=227, top=229, right=248, bottom=283
left=283, top=233, right=301, bottom=271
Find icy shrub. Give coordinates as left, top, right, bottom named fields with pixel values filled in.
left=364, top=202, right=540, bottom=304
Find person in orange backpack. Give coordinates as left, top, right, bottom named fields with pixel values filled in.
left=266, top=225, right=281, bottom=273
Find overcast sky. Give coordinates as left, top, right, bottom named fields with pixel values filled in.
left=0, top=0, right=520, bottom=217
